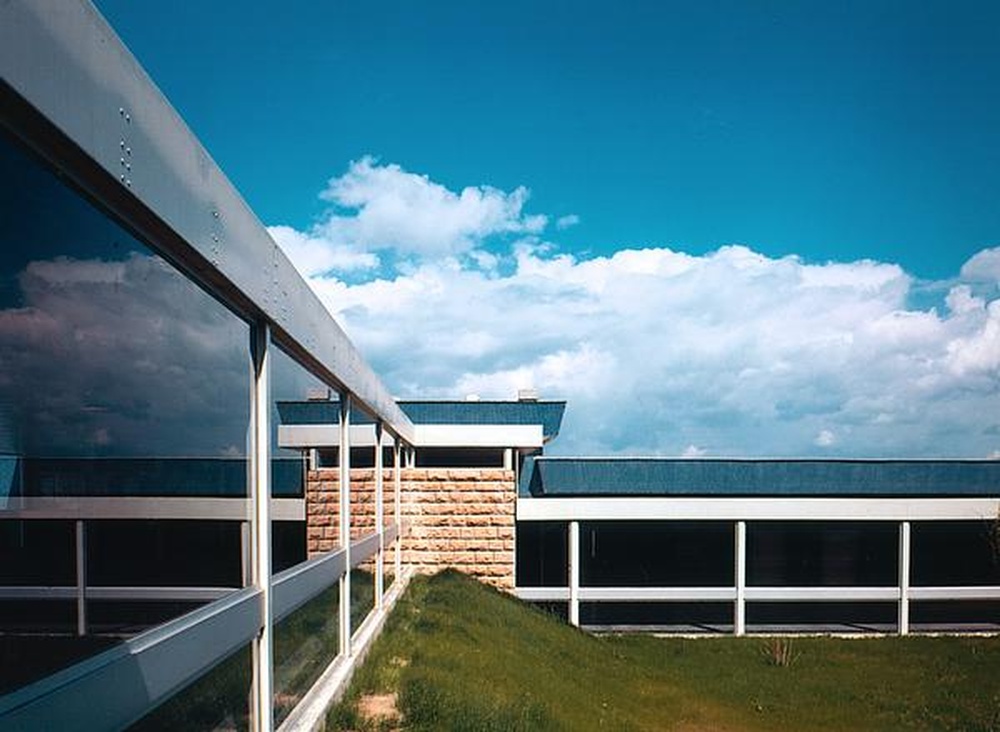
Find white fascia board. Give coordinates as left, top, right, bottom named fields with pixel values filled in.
left=0, top=0, right=413, bottom=443
left=414, top=424, right=543, bottom=448
left=278, top=423, right=543, bottom=449
left=0, top=496, right=304, bottom=521
left=278, top=424, right=390, bottom=449
left=516, top=496, right=1000, bottom=522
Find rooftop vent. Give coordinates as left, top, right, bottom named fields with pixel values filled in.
left=517, top=388, right=539, bottom=402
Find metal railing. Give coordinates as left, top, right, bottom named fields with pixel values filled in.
left=515, top=517, right=1000, bottom=635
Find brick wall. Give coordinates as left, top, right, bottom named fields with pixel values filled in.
left=305, top=467, right=517, bottom=590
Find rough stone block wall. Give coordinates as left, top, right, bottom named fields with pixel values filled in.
left=305, top=467, right=516, bottom=590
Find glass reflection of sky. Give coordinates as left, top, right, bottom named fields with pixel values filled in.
left=0, top=133, right=250, bottom=460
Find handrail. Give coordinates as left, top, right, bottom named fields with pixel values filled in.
left=0, top=586, right=261, bottom=730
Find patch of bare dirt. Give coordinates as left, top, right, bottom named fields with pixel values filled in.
left=357, top=692, right=400, bottom=727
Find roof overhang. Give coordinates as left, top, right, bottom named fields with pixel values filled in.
left=278, top=423, right=544, bottom=450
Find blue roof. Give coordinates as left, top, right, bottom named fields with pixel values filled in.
left=519, top=457, right=1000, bottom=498
left=277, top=400, right=566, bottom=442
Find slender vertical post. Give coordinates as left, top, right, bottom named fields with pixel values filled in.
left=240, top=521, right=250, bottom=587
left=75, top=520, right=86, bottom=637
left=568, top=521, right=580, bottom=627
left=374, top=421, right=384, bottom=609
left=339, top=393, right=352, bottom=656
left=250, top=322, right=273, bottom=732
left=394, top=438, right=402, bottom=581
left=735, top=521, right=746, bottom=636
left=898, top=521, right=910, bottom=636
left=503, top=448, right=513, bottom=471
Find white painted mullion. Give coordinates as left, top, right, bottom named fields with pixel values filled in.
left=250, top=322, right=273, bottom=732
left=374, top=422, right=384, bottom=609
left=339, top=393, right=352, bottom=657
left=75, top=520, right=86, bottom=637
left=394, top=439, right=402, bottom=581
left=568, top=521, right=580, bottom=627
left=898, top=521, right=911, bottom=635
left=735, top=520, right=746, bottom=636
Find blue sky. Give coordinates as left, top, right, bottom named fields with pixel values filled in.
left=93, top=1, right=1000, bottom=457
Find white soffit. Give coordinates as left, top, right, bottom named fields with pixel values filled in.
left=278, top=423, right=543, bottom=449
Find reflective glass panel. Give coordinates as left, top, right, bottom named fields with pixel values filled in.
left=0, top=127, right=250, bottom=686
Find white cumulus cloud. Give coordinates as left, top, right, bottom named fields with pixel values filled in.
left=272, top=163, right=1000, bottom=458
left=271, top=157, right=547, bottom=273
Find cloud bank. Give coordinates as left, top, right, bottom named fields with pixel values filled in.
left=270, top=159, right=1000, bottom=458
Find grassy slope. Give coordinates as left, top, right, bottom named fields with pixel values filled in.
left=331, top=571, right=1000, bottom=731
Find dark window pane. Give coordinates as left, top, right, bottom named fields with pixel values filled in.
left=87, top=520, right=242, bottom=587
left=581, top=521, right=733, bottom=587
left=746, top=522, right=897, bottom=586
left=0, top=520, right=75, bottom=584
left=416, top=448, right=505, bottom=468
left=746, top=602, right=896, bottom=632
left=1, top=122, right=251, bottom=681
left=911, top=521, right=1000, bottom=586
left=515, top=521, right=567, bottom=586
left=580, top=602, right=732, bottom=630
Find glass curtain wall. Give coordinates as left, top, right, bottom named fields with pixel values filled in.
left=0, top=128, right=252, bottom=726
left=269, top=342, right=338, bottom=725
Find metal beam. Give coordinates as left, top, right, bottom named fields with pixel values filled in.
left=250, top=322, right=272, bottom=732
left=579, top=587, right=737, bottom=602
left=516, top=585, right=1000, bottom=604
left=374, top=422, right=384, bottom=609
left=568, top=521, right=580, bottom=627
left=898, top=521, right=910, bottom=635
left=394, top=440, right=402, bottom=581
left=0, top=0, right=413, bottom=444
left=734, top=521, right=746, bottom=636
left=517, top=496, right=1000, bottom=522
left=272, top=547, right=347, bottom=623
left=0, top=587, right=261, bottom=731
left=0, top=586, right=235, bottom=602
left=75, top=520, right=86, bottom=637
left=0, top=496, right=304, bottom=521
left=339, top=394, right=352, bottom=658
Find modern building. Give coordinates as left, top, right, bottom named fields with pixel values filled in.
left=515, top=457, right=1000, bottom=633
left=2, top=2, right=1000, bottom=731
left=1, top=2, right=416, bottom=729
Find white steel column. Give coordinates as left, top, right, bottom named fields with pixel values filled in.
left=75, top=520, right=86, bottom=637
left=339, top=393, right=352, bottom=657
left=735, top=520, right=746, bottom=636
left=898, top=521, right=911, bottom=635
left=250, top=322, right=273, bottom=732
left=568, top=521, right=580, bottom=627
left=394, top=438, right=402, bottom=581
left=240, top=521, right=250, bottom=587
left=374, top=421, right=384, bottom=609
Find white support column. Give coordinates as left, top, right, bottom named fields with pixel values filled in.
left=394, top=438, right=402, bottom=581
left=250, top=322, right=273, bottom=732
left=339, top=393, right=352, bottom=657
left=75, top=520, right=86, bottom=637
left=568, top=521, right=580, bottom=627
left=374, top=421, right=384, bottom=609
left=503, top=448, right=513, bottom=471
left=898, top=520, right=911, bottom=636
left=735, top=520, right=746, bottom=637
left=240, top=521, right=250, bottom=587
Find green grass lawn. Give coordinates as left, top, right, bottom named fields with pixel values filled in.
left=330, top=570, right=1000, bottom=731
